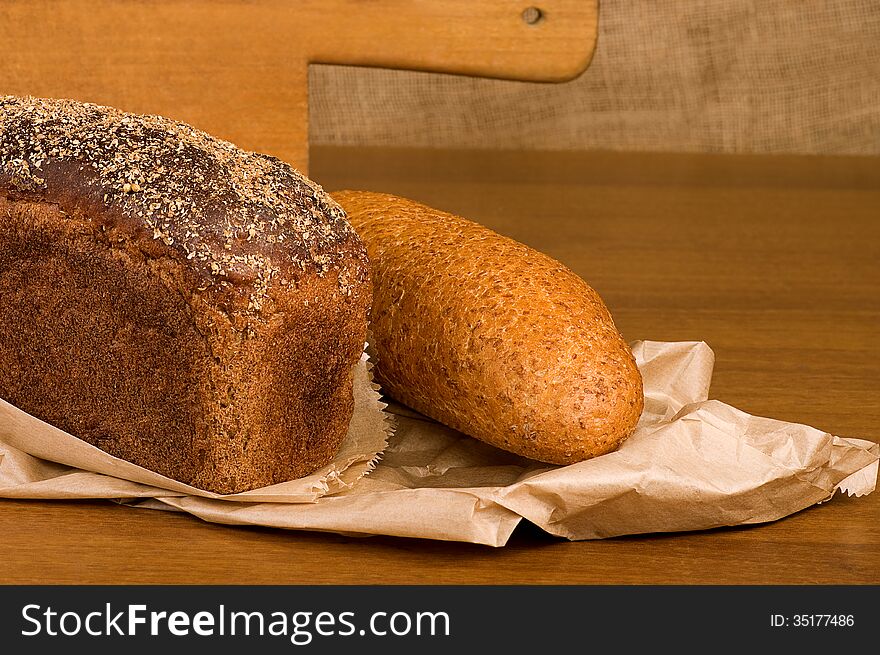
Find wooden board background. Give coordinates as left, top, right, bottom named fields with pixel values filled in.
left=0, top=0, right=598, bottom=172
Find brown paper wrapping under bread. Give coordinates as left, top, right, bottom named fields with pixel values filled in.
left=332, top=191, right=644, bottom=464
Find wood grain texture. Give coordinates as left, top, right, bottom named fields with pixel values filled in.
left=1, top=147, right=878, bottom=584
left=0, top=0, right=598, bottom=172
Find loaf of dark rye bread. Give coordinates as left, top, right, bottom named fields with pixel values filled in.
left=0, top=96, right=371, bottom=493
left=332, top=191, right=643, bottom=465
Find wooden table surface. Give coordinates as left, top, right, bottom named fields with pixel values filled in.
left=2, top=147, right=878, bottom=584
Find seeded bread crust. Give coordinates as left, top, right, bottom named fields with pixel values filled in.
left=0, top=96, right=371, bottom=493
left=332, top=191, right=643, bottom=465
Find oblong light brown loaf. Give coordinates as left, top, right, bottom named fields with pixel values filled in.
left=332, top=190, right=643, bottom=465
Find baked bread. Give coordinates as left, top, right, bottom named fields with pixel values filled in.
left=332, top=191, right=643, bottom=464
left=0, top=96, right=371, bottom=493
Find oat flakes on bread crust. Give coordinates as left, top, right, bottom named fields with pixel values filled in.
left=332, top=190, right=643, bottom=465
left=0, top=96, right=371, bottom=493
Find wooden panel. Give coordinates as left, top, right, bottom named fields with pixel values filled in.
left=0, top=1, right=598, bottom=172
left=307, top=1, right=599, bottom=81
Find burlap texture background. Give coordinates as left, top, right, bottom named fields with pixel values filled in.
left=310, top=0, right=880, bottom=154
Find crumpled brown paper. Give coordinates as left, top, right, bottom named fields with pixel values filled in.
left=1, top=341, right=876, bottom=546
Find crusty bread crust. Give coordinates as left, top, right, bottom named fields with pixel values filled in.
left=333, top=190, right=643, bottom=464
left=0, top=97, right=371, bottom=493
